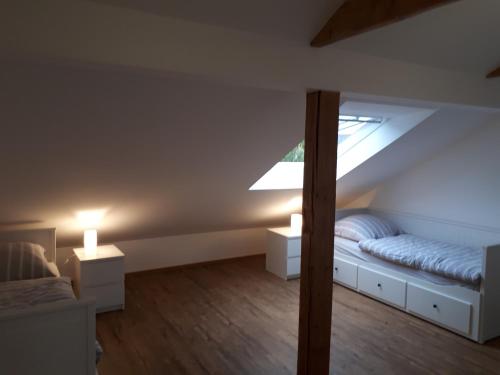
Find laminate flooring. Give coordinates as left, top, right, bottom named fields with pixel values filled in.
left=96, top=255, right=500, bottom=374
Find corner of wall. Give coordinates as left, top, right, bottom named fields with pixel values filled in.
left=340, top=189, right=378, bottom=209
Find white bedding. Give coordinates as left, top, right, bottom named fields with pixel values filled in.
left=0, top=276, right=75, bottom=312
left=0, top=242, right=59, bottom=282
left=359, top=235, right=482, bottom=285
left=333, top=236, right=478, bottom=289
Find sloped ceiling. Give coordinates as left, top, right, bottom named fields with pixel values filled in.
left=0, top=61, right=305, bottom=245
left=2, top=60, right=497, bottom=247
left=337, top=103, right=499, bottom=206
left=87, top=0, right=500, bottom=76
left=3, top=0, right=500, bottom=108
left=332, top=0, right=500, bottom=75
left=86, top=0, right=343, bottom=43
left=2, top=1, right=500, bottom=246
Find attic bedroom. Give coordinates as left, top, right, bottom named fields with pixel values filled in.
left=1, top=1, right=500, bottom=374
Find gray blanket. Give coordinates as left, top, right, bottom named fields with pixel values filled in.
left=0, top=276, right=103, bottom=364
left=359, top=234, right=483, bottom=285
left=0, top=276, right=75, bottom=312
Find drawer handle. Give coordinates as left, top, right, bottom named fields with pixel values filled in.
left=334, top=267, right=338, bottom=272
left=377, top=283, right=382, bottom=288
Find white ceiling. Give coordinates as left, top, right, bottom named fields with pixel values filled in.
left=2, top=1, right=500, bottom=245
left=337, top=102, right=499, bottom=205
left=86, top=0, right=500, bottom=76
left=3, top=0, right=500, bottom=108
left=333, top=0, right=500, bottom=75
left=86, top=0, right=343, bottom=43
left=2, top=60, right=497, bottom=246
left=0, top=61, right=305, bottom=245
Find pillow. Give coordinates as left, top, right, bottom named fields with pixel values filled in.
left=0, top=242, right=58, bottom=282
left=335, top=214, right=401, bottom=242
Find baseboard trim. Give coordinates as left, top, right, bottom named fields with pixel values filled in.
left=125, top=253, right=265, bottom=277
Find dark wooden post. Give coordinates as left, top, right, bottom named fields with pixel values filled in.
left=297, top=91, right=339, bottom=374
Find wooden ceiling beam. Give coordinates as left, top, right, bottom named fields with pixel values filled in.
left=311, top=0, right=460, bottom=47
left=486, top=67, right=500, bottom=79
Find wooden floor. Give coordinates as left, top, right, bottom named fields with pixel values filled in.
left=97, top=255, right=500, bottom=374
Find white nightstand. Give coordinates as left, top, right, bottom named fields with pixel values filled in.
left=266, top=227, right=301, bottom=280
left=73, top=245, right=125, bottom=313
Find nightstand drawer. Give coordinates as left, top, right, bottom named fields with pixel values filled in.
left=80, top=259, right=124, bottom=287
left=80, top=283, right=124, bottom=312
left=287, top=238, right=301, bottom=258
left=287, top=257, right=301, bottom=278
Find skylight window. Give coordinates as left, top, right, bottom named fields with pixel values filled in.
left=282, top=140, right=304, bottom=162
left=338, top=115, right=383, bottom=145
left=280, top=115, right=384, bottom=164
left=247, top=102, right=434, bottom=192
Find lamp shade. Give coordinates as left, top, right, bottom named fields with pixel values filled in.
left=84, top=229, right=98, bottom=256
left=290, top=213, right=303, bottom=235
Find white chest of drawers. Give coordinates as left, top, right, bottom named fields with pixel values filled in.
left=74, top=245, right=125, bottom=313
left=266, top=227, right=301, bottom=280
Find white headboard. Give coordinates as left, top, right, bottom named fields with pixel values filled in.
left=336, top=208, right=500, bottom=248
left=0, top=228, right=57, bottom=262
left=371, top=209, right=500, bottom=248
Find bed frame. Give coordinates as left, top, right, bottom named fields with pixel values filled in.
left=0, top=228, right=96, bottom=375
left=334, top=208, right=500, bottom=343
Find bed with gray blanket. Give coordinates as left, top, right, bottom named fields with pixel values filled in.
left=333, top=209, right=500, bottom=344
left=0, top=276, right=103, bottom=365
left=0, top=228, right=97, bottom=375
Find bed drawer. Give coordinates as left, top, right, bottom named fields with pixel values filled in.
left=333, top=257, right=358, bottom=289
left=358, top=266, right=406, bottom=308
left=287, top=257, right=301, bottom=279
left=407, top=284, right=471, bottom=334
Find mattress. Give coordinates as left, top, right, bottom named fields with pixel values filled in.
left=0, top=276, right=75, bottom=312
left=333, top=236, right=478, bottom=289
left=359, top=235, right=482, bottom=285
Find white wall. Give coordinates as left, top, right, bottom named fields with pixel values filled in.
left=0, top=61, right=303, bottom=245
left=336, top=105, right=498, bottom=207
left=57, top=227, right=267, bottom=276
left=368, top=116, right=500, bottom=229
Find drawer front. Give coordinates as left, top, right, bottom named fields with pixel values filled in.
left=333, top=257, right=358, bottom=288
left=287, top=238, right=301, bottom=258
left=407, top=284, right=471, bottom=334
left=287, top=257, right=301, bottom=278
left=80, top=259, right=124, bottom=287
left=358, top=267, right=406, bottom=308
left=80, top=283, right=124, bottom=312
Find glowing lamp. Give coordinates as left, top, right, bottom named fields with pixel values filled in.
left=84, top=229, right=98, bottom=257
left=290, top=213, right=303, bottom=235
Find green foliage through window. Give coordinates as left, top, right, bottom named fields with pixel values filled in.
left=282, top=140, right=305, bottom=162
left=281, top=115, right=383, bottom=163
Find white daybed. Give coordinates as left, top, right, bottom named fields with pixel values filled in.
left=333, top=208, right=500, bottom=344
left=0, top=228, right=96, bottom=375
